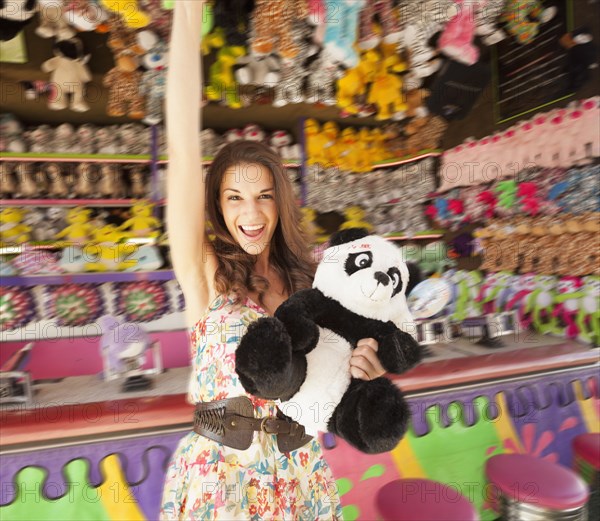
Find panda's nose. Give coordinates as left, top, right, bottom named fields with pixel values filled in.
left=374, top=271, right=389, bottom=286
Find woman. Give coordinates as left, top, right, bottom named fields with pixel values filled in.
left=161, top=3, right=386, bottom=519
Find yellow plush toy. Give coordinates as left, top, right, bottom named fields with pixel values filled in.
left=339, top=206, right=374, bottom=232
left=100, top=0, right=150, bottom=28
left=0, top=208, right=31, bottom=246
left=370, top=128, right=392, bottom=162
left=54, top=207, right=93, bottom=245
left=368, top=56, right=408, bottom=121
left=300, top=207, right=326, bottom=244
left=322, top=121, right=342, bottom=167
left=85, top=225, right=138, bottom=272
left=305, top=119, right=329, bottom=166
left=336, top=49, right=380, bottom=116
left=117, top=200, right=161, bottom=239
left=206, top=46, right=246, bottom=109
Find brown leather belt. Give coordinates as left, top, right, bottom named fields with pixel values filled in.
left=193, top=396, right=313, bottom=452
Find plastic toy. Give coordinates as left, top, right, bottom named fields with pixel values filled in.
left=117, top=200, right=161, bottom=238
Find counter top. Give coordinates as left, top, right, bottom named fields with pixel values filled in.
left=1, top=335, right=598, bottom=449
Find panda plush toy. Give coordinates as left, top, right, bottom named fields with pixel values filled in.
left=235, top=228, right=422, bottom=454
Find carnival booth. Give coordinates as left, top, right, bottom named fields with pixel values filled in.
left=1, top=1, right=599, bottom=520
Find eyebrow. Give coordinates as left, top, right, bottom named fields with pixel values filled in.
left=223, top=188, right=274, bottom=193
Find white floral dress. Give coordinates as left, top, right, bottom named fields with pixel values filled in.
left=160, top=295, right=343, bottom=520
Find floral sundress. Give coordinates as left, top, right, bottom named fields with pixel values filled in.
left=160, top=295, right=343, bottom=520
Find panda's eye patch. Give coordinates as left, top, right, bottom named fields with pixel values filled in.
left=345, top=251, right=373, bottom=275
left=388, top=267, right=404, bottom=296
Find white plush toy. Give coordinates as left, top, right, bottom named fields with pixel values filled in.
left=236, top=229, right=423, bottom=454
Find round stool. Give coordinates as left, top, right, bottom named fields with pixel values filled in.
left=573, top=433, right=600, bottom=521
left=573, top=433, right=600, bottom=486
left=486, top=454, right=589, bottom=520
left=376, top=479, right=479, bottom=521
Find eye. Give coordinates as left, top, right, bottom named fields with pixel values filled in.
left=345, top=251, right=373, bottom=275
left=227, top=195, right=241, bottom=201
left=354, top=253, right=371, bottom=268
left=387, top=267, right=404, bottom=296
left=258, top=194, right=273, bottom=199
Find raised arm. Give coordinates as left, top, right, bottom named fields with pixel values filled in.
left=166, top=0, right=217, bottom=325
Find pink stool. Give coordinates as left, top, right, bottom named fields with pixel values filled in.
left=573, top=433, right=600, bottom=486
left=486, top=454, right=589, bottom=520
left=376, top=479, right=479, bottom=521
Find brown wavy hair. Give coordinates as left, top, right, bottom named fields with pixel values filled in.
left=205, top=140, right=315, bottom=306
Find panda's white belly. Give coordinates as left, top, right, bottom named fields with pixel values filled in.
left=279, top=328, right=352, bottom=437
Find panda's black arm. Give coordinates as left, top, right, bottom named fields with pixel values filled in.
left=377, top=329, right=422, bottom=374
left=273, top=288, right=323, bottom=353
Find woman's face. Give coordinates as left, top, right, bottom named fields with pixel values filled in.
left=219, top=162, right=279, bottom=256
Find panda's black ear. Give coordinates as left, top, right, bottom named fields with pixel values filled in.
left=329, top=228, right=370, bottom=247
left=406, top=262, right=423, bottom=296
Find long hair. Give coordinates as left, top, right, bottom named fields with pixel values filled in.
left=205, top=140, right=315, bottom=305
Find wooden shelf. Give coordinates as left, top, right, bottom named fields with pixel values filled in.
left=156, top=156, right=301, bottom=167
left=372, top=150, right=442, bottom=169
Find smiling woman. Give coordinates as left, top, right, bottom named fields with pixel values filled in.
left=205, top=140, right=315, bottom=312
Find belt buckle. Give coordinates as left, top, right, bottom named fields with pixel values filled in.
left=260, top=417, right=278, bottom=434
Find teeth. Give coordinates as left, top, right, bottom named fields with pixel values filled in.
left=241, top=225, right=264, bottom=231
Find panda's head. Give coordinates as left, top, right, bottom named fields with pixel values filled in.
left=313, top=229, right=420, bottom=324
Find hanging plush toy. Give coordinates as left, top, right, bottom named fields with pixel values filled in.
left=500, top=0, right=557, bottom=44
left=100, top=0, right=150, bottom=28
left=41, top=38, right=92, bottom=112
left=358, top=0, right=402, bottom=50
left=0, top=0, right=37, bottom=41
left=103, top=49, right=145, bottom=118
left=206, top=46, right=246, bottom=109
left=251, top=0, right=308, bottom=59
left=36, top=0, right=75, bottom=40
left=438, top=0, right=479, bottom=66
left=139, top=37, right=169, bottom=124
left=235, top=229, right=422, bottom=453
left=323, top=0, right=365, bottom=67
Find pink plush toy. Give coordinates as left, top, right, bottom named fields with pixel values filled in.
left=552, top=276, right=585, bottom=338
left=438, top=0, right=479, bottom=65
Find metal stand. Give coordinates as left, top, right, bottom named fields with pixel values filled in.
left=415, top=316, right=452, bottom=345
left=0, top=370, right=33, bottom=405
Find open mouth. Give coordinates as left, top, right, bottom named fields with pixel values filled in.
left=239, top=224, right=266, bottom=239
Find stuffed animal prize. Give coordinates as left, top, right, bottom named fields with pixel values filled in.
left=235, top=229, right=423, bottom=453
